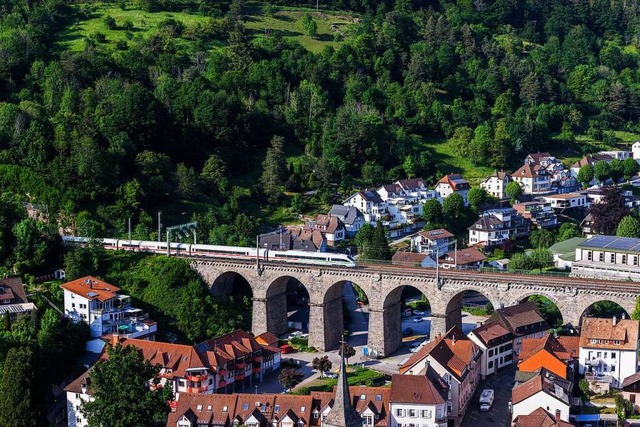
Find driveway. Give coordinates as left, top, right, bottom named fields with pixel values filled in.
left=460, top=364, right=516, bottom=427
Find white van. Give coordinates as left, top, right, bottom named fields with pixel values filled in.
left=479, top=389, right=494, bottom=411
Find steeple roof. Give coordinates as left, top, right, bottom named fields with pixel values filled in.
left=322, top=344, right=362, bottom=427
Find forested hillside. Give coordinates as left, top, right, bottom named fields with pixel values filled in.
left=2, top=0, right=640, bottom=272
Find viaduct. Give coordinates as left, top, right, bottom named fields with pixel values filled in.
left=192, top=259, right=640, bottom=357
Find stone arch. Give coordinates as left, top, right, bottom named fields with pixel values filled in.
left=210, top=271, right=254, bottom=299
left=575, top=298, right=633, bottom=328
left=443, top=287, right=502, bottom=336
left=372, top=283, right=433, bottom=357
left=263, top=275, right=312, bottom=339
left=316, top=280, right=372, bottom=352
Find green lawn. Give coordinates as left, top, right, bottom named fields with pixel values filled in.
left=244, top=6, right=356, bottom=53
left=56, top=3, right=213, bottom=52
left=423, top=138, right=494, bottom=186
left=57, top=2, right=355, bottom=54
left=297, top=367, right=386, bottom=393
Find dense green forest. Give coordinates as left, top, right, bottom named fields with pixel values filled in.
left=3, top=0, right=640, bottom=273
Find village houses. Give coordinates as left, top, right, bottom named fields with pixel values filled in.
left=434, top=174, right=470, bottom=205
left=399, top=327, right=481, bottom=427
left=480, top=170, right=511, bottom=199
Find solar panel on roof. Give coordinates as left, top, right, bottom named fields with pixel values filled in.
left=582, top=235, right=612, bottom=248
left=610, top=238, right=640, bottom=251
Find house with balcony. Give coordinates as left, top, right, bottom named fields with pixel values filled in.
left=328, top=205, right=365, bottom=237
left=343, top=191, right=388, bottom=224
left=480, top=170, right=511, bottom=199
left=435, top=174, right=470, bottom=205
left=399, top=326, right=481, bottom=427
left=511, top=368, right=572, bottom=423
left=513, top=201, right=558, bottom=229
left=410, top=228, right=454, bottom=255
left=513, top=163, right=551, bottom=195
left=541, top=192, right=589, bottom=211
left=0, top=277, right=36, bottom=318
left=468, top=321, right=514, bottom=379
left=61, top=276, right=157, bottom=339
left=389, top=374, right=448, bottom=427
left=578, top=315, right=639, bottom=390
left=467, top=215, right=510, bottom=248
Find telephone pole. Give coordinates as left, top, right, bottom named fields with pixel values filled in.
left=157, top=211, right=162, bottom=242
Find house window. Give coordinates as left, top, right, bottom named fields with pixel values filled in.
left=409, top=409, right=417, bottom=418
left=421, top=410, right=431, bottom=418
left=611, top=254, right=615, bottom=263
left=488, top=361, right=494, bottom=369
left=313, top=413, right=319, bottom=419
left=631, top=394, right=636, bottom=403
left=635, top=256, right=638, bottom=266
left=396, top=409, right=404, bottom=417
left=275, top=405, right=280, bottom=413
left=301, top=406, right=306, bottom=413
left=622, top=255, right=627, bottom=264
left=223, top=406, right=228, bottom=412
left=612, top=353, right=617, bottom=359
left=599, top=253, right=604, bottom=262
left=612, top=365, right=616, bottom=372
left=243, top=403, right=249, bottom=410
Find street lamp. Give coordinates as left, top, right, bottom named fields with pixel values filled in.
left=255, top=385, right=258, bottom=394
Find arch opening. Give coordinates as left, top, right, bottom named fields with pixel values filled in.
left=446, top=290, right=496, bottom=335
left=266, top=276, right=310, bottom=342
left=520, top=295, right=564, bottom=329
left=383, top=285, right=432, bottom=356
left=324, top=280, right=371, bottom=350
left=580, top=300, right=630, bottom=326
left=210, top=272, right=253, bottom=329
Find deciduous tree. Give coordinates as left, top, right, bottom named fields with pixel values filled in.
left=279, top=368, right=303, bottom=391
left=82, top=343, right=171, bottom=427
left=616, top=215, right=640, bottom=238
left=589, top=187, right=629, bottom=235
left=505, top=182, right=522, bottom=204
left=312, top=356, right=332, bottom=377
left=577, top=164, right=594, bottom=187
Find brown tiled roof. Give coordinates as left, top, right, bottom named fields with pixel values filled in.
left=513, top=407, right=575, bottom=427
left=439, top=247, right=486, bottom=266
left=511, top=370, right=571, bottom=406
left=64, top=369, right=92, bottom=394
left=418, top=228, right=454, bottom=240
left=396, top=178, right=426, bottom=191
left=484, top=170, right=511, bottom=182
left=391, top=251, right=428, bottom=266
left=514, top=163, right=537, bottom=179
left=570, top=154, right=612, bottom=169
left=389, top=375, right=446, bottom=404
left=256, top=332, right=279, bottom=347
left=579, top=317, right=640, bottom=351
left=1, top=277, right=28, bottom=304
left=400, top=326, right=478, bottom=381
left=167, top=393, right=239, bottom=427
left=623, top=371, right=640, bottom=390
left=351, top=386, right=390, bottom=420
left=491, top=302, right=549, bottom=336
left=519, top=335, right=578, bottom=363
left=527, top=152, right=552, bottom=164
left=436, top=174, right=469, bottom=190
left=60, top=276, right=121, bottom=302
left=470, top=321, right=512, bottom=347
left=114, top=337, right=208, bottom=377
left=272, top=394, right=314, bottom=424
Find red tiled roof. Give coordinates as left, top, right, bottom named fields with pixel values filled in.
left=418, top=228, right=454, bottom=240
left=391, top=251, right=428, bottom=266
left=512, top=375, right=544, bottom=404
left=399, top=326, right=479, bottom=381
left=491, top=302, right=549, bottom=336
left=439, top=247, right=486, bottom=266
left=436, top=174, right=469, bottom=190
left=389, top=375, right=446, bottom=405
left=513, top=407, right=574, bottom=427
left=470, top=321, right=512, bottom=347
left=167, top=393, right=239, bottom=427
left=256, top=332, right=279, bottom=347
left=60, top=276, right=121, bottom=302
left=519, top=335, right=578, bottom=363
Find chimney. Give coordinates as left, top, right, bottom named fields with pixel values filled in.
left=613, top=315, right=617, bottom=326
left=555, top=409, right=561, bottom=421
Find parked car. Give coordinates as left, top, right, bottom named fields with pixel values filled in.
left=413, top=310, right=425, bottom=316
left=324, top=371, right=338, bottom=379
left=280, top=344, right=295, bottom=354
left=403, top=327, right=414, bottom=336
left=288, top=331, right=303, bottom=340
left=412, top=317, right=424, bottom=323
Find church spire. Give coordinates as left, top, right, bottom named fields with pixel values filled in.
left=323, top=341, right=362, bottom=427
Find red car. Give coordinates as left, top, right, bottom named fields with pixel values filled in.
left=279, top=344, right=295, bottom=354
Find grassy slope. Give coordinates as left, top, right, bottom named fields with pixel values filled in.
left=56, top=3, right=355, bottom=53
left=56, top=4, right=212, bottom=52
left=244, top=6, right=356, bottom=53
left=423, top=138, right=494, bottom=186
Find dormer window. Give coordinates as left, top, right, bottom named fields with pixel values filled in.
left=301, top=406, right=306, bottom=412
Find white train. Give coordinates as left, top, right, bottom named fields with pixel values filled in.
left=61, top=236, right=357, bottom=267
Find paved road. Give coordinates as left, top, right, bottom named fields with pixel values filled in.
left=461, top=364, right=516, bottom=427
